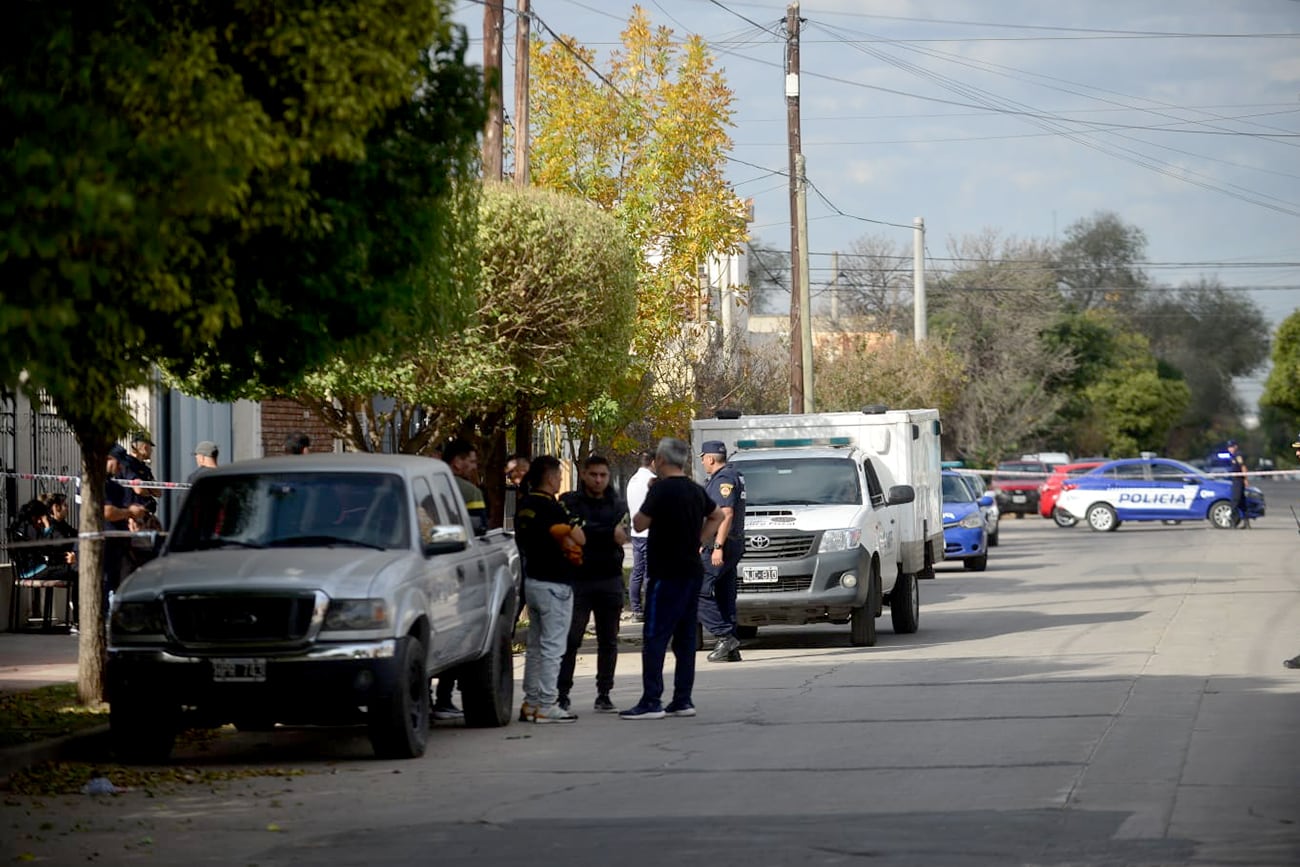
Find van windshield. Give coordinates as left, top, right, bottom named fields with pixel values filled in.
left=733, top=458, right=861, bottom=506
left=169, top=472, right=411, bottom=553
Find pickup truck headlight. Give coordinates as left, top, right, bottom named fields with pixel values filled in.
left=111, top=600, right=165, bottom=636
left=818, top=528, right=861, bottom=553
left=959, top=512, right=983, bottom=529
left=324, top=599, right=389, bottom=631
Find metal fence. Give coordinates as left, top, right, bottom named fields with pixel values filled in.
left=1, top=390, right=83, bottom=564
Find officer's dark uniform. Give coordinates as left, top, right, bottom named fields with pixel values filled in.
left=1227, top=443, right=1249, bottom=528
left=699, top=442, right=745, bottom=661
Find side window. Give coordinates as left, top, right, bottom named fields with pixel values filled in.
left=432, top=474, right=468, bottom=531
left=1149, top=462, right=1185, bottom=482
left=862, top=459, right=885, bottom=508
left=1109, top=463, right=1146, bottom=481
left=412, top=477, right=441, bottom=544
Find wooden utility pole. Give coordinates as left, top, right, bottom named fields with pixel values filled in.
left=482, top=0, right=505, bottom=180
left=785, top=2, right=804, bottom=413
left=513, top=0, right=531, bottom=185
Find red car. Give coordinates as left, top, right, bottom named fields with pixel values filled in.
left=1039, top=461, right=1106, bottom=526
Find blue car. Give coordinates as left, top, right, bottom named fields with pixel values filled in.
left=941, top=471, right=991, bottom=571
left=1054, top=457, right=1266, bottom=532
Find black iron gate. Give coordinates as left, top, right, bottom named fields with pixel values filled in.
left=1, top=389, right=82, bottom=564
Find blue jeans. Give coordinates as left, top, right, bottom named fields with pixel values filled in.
left=638, top=575, right=703, bottom=708
left=522, top=580, right=573, bottom=708
left=629, top=537, right=649, bottom=614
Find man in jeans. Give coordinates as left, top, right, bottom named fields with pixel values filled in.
left=620, top=438, right=722, bottom=720
left=559, top=455, right=628, bottom=713
left=625, top=451, right=655, bottom=621
left=514, top=455, right=585, bottom=723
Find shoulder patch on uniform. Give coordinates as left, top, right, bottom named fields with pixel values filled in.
left=719, top=483, right=733, bottom=498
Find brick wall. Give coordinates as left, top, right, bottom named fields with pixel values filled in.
left=260, top=398, right=338, bottom=457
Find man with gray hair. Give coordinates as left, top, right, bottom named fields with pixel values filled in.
left=620, top=437, right=724, bottom=720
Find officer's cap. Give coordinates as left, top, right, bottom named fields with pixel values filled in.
left=700, top=440, right=727, bottom=457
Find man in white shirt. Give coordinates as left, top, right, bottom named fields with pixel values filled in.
left=625, top=450, right=656, bottom=622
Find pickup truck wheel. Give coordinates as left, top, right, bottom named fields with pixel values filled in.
left=735, top=625, right=758, bottom=640
left=460, top=619, right=514, bottom=728
left=368, top=635, right=429, bottom=759
left=110, top=692, right=177, bottom=764
left=849, top=570, right=879, bottom=647
left=889, top=571, right=919, bottom=634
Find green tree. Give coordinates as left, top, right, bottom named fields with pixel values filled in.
left=2, top=0, right=483, bottom=701
left=1084, top=333, right=1190, bottom=456
left=1053, top=211, right=1150, bottom=312
left=1259, top=310, right=1300, bottom=418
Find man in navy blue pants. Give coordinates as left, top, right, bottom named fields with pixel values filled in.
left=621, top=437, right=723, bottom=720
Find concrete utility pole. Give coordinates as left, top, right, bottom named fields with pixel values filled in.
left=482, top=0, right=505, bottom=180
left=913, top=217, right=927, bottom=343
left=786, top=2, right=805, bottom=413
left=513, top=0, right=531, bottom=186
left=830, top=250, right=839, bottom=321
left=796, top=153, right=814, bottom=412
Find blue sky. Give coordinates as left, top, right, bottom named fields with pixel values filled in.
left=453, top=0, right=1300, bottom=402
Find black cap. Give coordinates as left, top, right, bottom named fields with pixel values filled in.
left=130, top=430, right=154, bottom=445
left=701, top=440, right=727, bottom=457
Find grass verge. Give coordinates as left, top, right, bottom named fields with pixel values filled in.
left=0, top=684, right=107, bottom=749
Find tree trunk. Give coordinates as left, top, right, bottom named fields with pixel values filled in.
left=514, top=397, right=533, bottom=460
left=76, top=443, right=108, bottom=705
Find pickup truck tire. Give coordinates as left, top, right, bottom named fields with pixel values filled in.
left=890, top=571, right=919, bottom=634
left=368, top=635, right=430, bottom=759
left=460, top=617, right=514, bottom=728
left=1086, top=503, right=1119, bottom=532
left=110, top=691, right=177, bottom=764
left=849, top=569, right=880, bottom=647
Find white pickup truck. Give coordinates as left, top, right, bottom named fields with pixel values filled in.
left=691, top=408, right=944, bottom=647
left=107, top=454, right=519, bottom=761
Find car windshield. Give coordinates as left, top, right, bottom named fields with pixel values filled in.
left=942, top=475, right=976, bottom=504
left=169, top=472, right=411, bottom=553
left=734, top=458, right=861, bottom=506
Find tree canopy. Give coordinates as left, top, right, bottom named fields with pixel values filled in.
left=2, top=0, right=484, bottom=700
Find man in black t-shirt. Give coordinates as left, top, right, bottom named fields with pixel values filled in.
left=620, top=437, right=723, bottom=720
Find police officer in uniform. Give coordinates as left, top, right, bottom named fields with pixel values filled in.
left=699, top=440, right=746, bottom=663
left=1225, top=440, right=1250, bottom=529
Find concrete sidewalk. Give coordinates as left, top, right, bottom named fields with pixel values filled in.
left=0, top=630, right=80, bottom=693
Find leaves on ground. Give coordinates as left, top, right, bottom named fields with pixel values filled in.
left=4, top=761, right=308, bottom=796
left=0, top=684, right=107, bottom=748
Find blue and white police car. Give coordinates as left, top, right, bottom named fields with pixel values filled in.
left=1054, top=457, right=1266, bottom=532
left=941, top=471, right=991, bottom=571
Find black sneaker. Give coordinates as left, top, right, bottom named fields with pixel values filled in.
left=593, top=694, right=618, bottom=713
left=665, top=699, right=696, bottom=717
left=557, top=694, right=571, bottom=711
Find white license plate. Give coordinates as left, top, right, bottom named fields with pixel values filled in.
left=1012, top=494, right=1027, bottom=503
left=212, top=658, right=267, bottom=683
left=741, top=566, right=779, bottom=583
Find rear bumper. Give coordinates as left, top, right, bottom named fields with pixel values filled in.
left=995, top=490, right=1039, bottom=514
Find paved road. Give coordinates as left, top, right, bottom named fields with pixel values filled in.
left=5, top=484, right=1300, bottom=866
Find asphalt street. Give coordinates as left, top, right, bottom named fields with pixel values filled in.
left=5, top=481, right=1300, bottom=866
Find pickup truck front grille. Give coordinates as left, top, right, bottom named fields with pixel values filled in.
left=744, top=533, right=817, bottom=559
left=164, top=593, right=320, bottom=645
left=738, top=574, right=813, bottom=593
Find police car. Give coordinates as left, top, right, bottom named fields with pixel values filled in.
left=941, top=471, right=990, bottom=571
left=1054, top=457, right=1266, bottom=532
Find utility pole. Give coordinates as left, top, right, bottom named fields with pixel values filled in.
left=513, top=0, right=531, bottom=186
left=913, top=217, right=927, bottom=343
left=482, top=0, right=505, bottom=180
left=830, top=250, right=839, bottom=321
left=796, top=153, right=814, bottom=412
left=785, top=1, right=805, bottom=413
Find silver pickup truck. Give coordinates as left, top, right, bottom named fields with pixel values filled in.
left=107, top=454, right=519, bottom=761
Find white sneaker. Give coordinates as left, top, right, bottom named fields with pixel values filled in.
left=533, top=704, right=578, bottom=724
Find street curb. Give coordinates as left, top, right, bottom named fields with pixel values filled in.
left=0, top=724, right=110, bottom=786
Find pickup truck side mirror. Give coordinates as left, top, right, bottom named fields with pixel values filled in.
left=425, top=524, right=469, bottom=555
left=886, top=484, right=915, bottom=506
left=978, top=494, right=994, bottom=507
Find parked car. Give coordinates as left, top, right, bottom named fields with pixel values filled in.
left=1054, top=457, right=1266, bottom=532
left=108, top=454, right=521, bottom=762
left=941, top=471, right=990, bottom=571
left=1039, top=461, right=1106, bottom=527
left=991, top=460, right=1049, bottom=517
left=957, top=470, right=999, bottom=546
